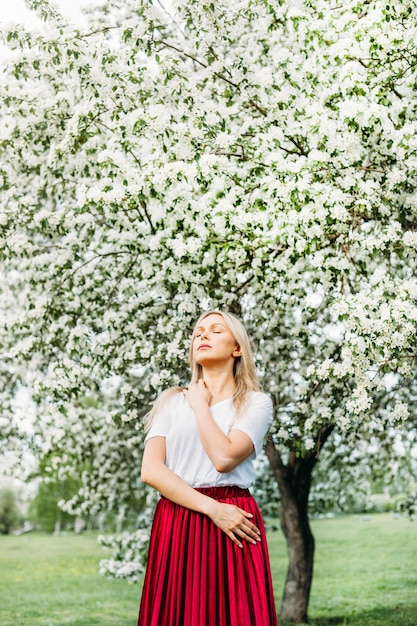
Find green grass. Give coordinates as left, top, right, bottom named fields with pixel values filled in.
left=0, top=514, right=416, bottom=625
left=0, top=531, right=139, bottom=625
left=268, top=513, right=417, bottom=625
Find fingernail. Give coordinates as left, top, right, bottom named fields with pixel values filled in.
left=239, top=543, right=243, bottom=549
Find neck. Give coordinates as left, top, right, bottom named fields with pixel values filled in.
left=200, top=368, right=236, bottom=402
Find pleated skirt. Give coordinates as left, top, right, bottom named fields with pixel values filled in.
left=138, top=486, right=278, bottom=626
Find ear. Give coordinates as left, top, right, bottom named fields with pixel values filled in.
left=232, top=345, right=241, bottom=358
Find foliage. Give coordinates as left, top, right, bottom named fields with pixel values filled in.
left=309, top=428, right=417, bottom=515
left=397, top=488, right=417, bottom=519
left=0, top=0, right=417, bottom=591
left=97, top=485, right=157, bottom=581
left=252, top=451, right=281, bottom=523
left=98, top=529, right=150, bottom=582
left=0, top=488, right=22, bottom=534
left=28, top=478, right=79, bottom=533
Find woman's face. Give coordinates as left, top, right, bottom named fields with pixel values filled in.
left=192, top=313, right=241, bottom=367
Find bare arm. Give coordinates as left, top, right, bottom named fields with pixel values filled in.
left=141, top=436, right=261, bottom=548
left=183, top=380, right=254, bottom=473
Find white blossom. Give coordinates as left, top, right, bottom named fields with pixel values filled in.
left=1, top=0, right=416, bottom=587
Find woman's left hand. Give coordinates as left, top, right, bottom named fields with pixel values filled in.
left=183, top=380, right=211, bottom=411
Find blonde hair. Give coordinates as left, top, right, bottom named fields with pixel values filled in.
left=143, top=310, right=260, bottom=432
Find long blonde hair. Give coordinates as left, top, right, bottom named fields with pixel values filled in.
left=143, top=310, right=260, bottom=431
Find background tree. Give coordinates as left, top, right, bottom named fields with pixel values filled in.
left=1, top=0, right=417, bottom=621
left=28, top=478, right=78, bottom=534
left=0, top=488, right=22, bottom=535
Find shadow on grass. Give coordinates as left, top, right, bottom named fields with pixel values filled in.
left=279, top=603, right=417, bottom=626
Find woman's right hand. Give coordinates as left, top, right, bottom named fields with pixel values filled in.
left=207, top=501, right=261, bottom=548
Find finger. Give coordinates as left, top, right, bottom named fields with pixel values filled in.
left=244, top=523, right=261, bottom=540
left=238, top=532, right=257, bottom=545
left=236, top=522, right=261, bottom=543
left=237, top=507, right=254, bottom=519
left=236, top=509, right=260, bottom=534
left=226, top=512, right=260, bottom=543
left=242, top=517, right=260, bottom=531
left=227, top=531, right=243, bottom=549
left=239, top=516, right=261, bottom=538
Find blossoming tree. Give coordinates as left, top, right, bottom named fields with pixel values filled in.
left=1, top=0, right=417, bottom=621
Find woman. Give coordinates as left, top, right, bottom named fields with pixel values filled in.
left=138, top=310, right=277, bottom=626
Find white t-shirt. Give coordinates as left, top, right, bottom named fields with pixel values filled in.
left=145, top=391, right=273, bottom=488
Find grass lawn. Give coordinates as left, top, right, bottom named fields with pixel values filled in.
left=0, top=531, right=139, bottom=625
left=268, top=513, right=417, bottom=625
left=0, top=513, right=416, bottom=625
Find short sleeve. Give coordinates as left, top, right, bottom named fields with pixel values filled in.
left=231, top=392, right=273, bottom=456
left=144, top=395, right=174, bottom=442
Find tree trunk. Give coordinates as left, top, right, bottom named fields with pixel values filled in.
left=74, top=516, right=85, bottom=535
left=265, top=438, right=317, bottom=623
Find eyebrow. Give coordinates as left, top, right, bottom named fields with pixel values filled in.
left=195, top=323, right=226, bottom=331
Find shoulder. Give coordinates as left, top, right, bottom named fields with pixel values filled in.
left=156, top=387, right=185, bottom=409
left=243, top=391, right=273, bottom=426
left=246, top=391, right=273, bottom=411
left=232, top=391, right=273, bottom=455
left=235, top=391, right=273, bottom=425
left=145, top=387, right=185, bottom=431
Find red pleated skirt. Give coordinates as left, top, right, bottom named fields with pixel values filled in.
left=138, top=486, right=278, bottom=626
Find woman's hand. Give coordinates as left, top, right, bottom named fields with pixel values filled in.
left=207, top=501, right=261, bottom=548
left=183, top=380, right=211, bottom=411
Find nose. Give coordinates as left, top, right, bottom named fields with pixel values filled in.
left=200, top=329, right=209, bottom=340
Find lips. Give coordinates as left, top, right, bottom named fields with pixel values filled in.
left=198, top=344, right=211, bottom=350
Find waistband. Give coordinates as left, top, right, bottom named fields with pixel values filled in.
left=194, top=486, right=251, bottom=499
